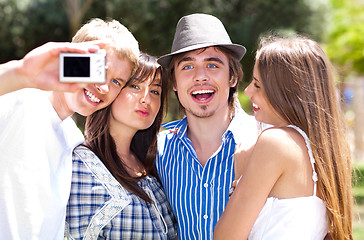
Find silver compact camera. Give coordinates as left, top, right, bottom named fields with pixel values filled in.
left=59, top=50, right=106, bottom=83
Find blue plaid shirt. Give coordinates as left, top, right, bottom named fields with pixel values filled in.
left=66, top=146, right=177, bottom=239
left=156, top=107, right=258, bottom=240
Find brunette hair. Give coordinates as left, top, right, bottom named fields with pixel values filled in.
left=169, top=46, right=243, bottom=113
left=256, top=36, right=353, bottom=239
left=83, top=53, right=167, bottom=203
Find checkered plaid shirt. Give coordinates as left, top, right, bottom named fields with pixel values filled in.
left=66, top=146, right=177, bottom=239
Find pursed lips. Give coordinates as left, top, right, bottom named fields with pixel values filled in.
left=136, top=109, right=150, bottom=117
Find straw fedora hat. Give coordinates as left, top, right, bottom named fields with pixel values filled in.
left=157, top=13, right=246, bottom=68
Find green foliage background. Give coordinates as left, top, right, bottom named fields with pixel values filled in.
left=325, top=0, right=364, bottom=75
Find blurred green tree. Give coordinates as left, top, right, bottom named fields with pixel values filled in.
left=64, top=0, right=96, bottom=36
left=325, top=0, right=364, bottom=75
left=324, top=0, right=364, bottom=162
left=0, top=0, right=69, bottom=62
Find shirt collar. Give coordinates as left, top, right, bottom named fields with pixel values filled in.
left=162, top=116, right=188, bottom=138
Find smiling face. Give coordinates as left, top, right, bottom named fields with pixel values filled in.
left=173, top=47, right=236, bottom=119
left=244, top=63, right=287, bottom=127
left=63, top=49, right=133, bottom=117
left=109, top=74, right=162, bottom=134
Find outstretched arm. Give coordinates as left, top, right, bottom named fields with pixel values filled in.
left=0, top=41, right=105, bottom=96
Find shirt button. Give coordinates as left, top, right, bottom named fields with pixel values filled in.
left=203, top=215, right=208, bottom=220
left=203, top=183, right=209, bottom=188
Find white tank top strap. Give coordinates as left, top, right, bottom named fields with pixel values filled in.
left=287, top=125, right=318, bottom=196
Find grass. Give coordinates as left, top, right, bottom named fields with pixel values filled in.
left=353, top=203, right=364, bottom=239
left=353, top=162, right=364, bottom=239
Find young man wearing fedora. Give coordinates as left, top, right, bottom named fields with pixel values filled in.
left=156, top=13, right=259, bottom=239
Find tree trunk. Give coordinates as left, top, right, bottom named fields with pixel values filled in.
left=63, top=0, right=95, bottom=36
left=353, top=76, right=364, bottom=162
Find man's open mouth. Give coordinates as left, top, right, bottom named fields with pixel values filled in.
left=191, top=89, right=215, bottom=101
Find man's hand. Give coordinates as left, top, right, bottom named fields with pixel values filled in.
left=0, top=41, right=105, bottom=96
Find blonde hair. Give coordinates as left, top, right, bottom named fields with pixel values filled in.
left=256, top=36, right=353, bottom=240
left=72, top=18, right=139, bottom=74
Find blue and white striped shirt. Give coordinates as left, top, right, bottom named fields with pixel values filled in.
left=156, top=107, right=258, bottom=240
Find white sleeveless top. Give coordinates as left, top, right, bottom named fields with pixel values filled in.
left=241, top=125, right=329, bottom=239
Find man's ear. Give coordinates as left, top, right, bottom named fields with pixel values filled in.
left=230, top=76, right=238, bottom=88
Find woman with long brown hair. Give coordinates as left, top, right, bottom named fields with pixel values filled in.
left=65, top=53, right=177, bottom=239
left=214, top=36, right=353, bottom=240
